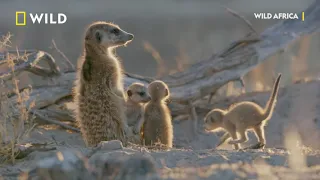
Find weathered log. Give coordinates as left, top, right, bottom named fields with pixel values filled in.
left=1, top=1, right=320, bottom=121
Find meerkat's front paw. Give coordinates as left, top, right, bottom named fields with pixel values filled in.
left=124, top=125, right=133, bottom=136
left=133, top=125, right=141, bottom=134
left=133, top=127, right=139, bottom=134
left=113, top=88, right=125, bottom=98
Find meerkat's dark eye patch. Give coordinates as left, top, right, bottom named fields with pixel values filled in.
left=139, top=92, right=145, bottom=96
left=127, top=90, right=133, bottom=97
left=95, top=31, right=102, bottom=42
left=110, top=28, right=120, bottom=35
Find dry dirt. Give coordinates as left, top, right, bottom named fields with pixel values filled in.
left=1, top=79, right=320, bottom=179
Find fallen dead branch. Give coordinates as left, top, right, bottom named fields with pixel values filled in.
left=0, top=50, right=61, bottom=81
left=0, top=1, right=319, bottom=130
left=0, top=142, right=57, bottom=164
left=30, top=110, right=80, bottom=132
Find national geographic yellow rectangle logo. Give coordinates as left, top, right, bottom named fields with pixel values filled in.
left=15, top=11, right=68, bottom=26
left=16, top=11, right=26, bottom=26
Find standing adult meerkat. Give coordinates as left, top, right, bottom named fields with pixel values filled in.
left=74, top=21, right=134, bottom=147
left=204, top=74, right=282, bottom=150
left=143, top=80, right=173, bottom=148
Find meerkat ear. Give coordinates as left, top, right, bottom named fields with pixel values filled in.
left=127, top=90, right=133, bottom=97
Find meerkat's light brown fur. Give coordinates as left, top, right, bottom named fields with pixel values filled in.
left=125, top=83, right=150, bottom=129
left=125, top=82, right=151, bottom=144
left=74, top=21, right=134, bottom=147
left=143, top=80, right=173, bottom=148
left=204, top=74, right=282, bottom=150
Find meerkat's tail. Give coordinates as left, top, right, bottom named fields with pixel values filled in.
left=262, top=73, right=282, bottom=120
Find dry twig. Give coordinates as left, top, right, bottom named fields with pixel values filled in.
left=50, top=39, right=75, bottom=72
left=222, top=5, right=258, bottom=36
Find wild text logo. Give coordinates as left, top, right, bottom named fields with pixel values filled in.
left=16, top=12, right=67, bottom=26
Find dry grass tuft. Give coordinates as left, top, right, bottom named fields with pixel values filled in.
left=143, top=41, right=168, bottom=78
left=143, top=41, right=191, bottom=78
left=171, top=46, right=190, bottom=74
left=0, top=32, right=35, bottom=164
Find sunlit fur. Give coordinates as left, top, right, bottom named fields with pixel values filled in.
left=125, top=83, right=151, bottom=144
left=74, top=21, right=134, bottom=147
left=143, top=80, right=173, bottom=148
left=204, top=74, right=282, bottom=150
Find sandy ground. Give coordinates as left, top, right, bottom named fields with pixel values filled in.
left=0, top=79, right=320, bottom=179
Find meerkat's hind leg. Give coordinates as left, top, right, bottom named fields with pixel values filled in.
left=216, top=132, right=231, bottom=147
left=245, top=126, right=266, bottom=149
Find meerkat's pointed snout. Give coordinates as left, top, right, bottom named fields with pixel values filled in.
left=122, top=32, right=134, bottom=47
left=128, top=33, right=134, bottom=40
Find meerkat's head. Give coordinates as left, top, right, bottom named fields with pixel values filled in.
left=204, top=109, right=225, bottom=131
left=84, top=21, right=134, bottom=50
left=127, top=83, right=151, bottom=103
left=147, top=80, right=170, bottom=102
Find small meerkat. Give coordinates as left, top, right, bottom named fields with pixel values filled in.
left=143, top=80, right=173, bottom=148
left=125, top=83, right=150, bottom=144
left=125, top=83, right=151, bottom=131
left=204, top=74, right=282, bottom=150
left=74, top=21, right=134, bottom=147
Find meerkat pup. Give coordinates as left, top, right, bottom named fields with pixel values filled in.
left=125, top=83, right=151, bottom=131
left=204, top=74, right=282, bottom=150
left=125, top=83, right=150, bottom=144
left=143, top=80, right=173, bottom=148
left=74, top=21, right=134, bottom=147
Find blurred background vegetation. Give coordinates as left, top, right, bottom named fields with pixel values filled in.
left=0, top=0, right=318, bottom=95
